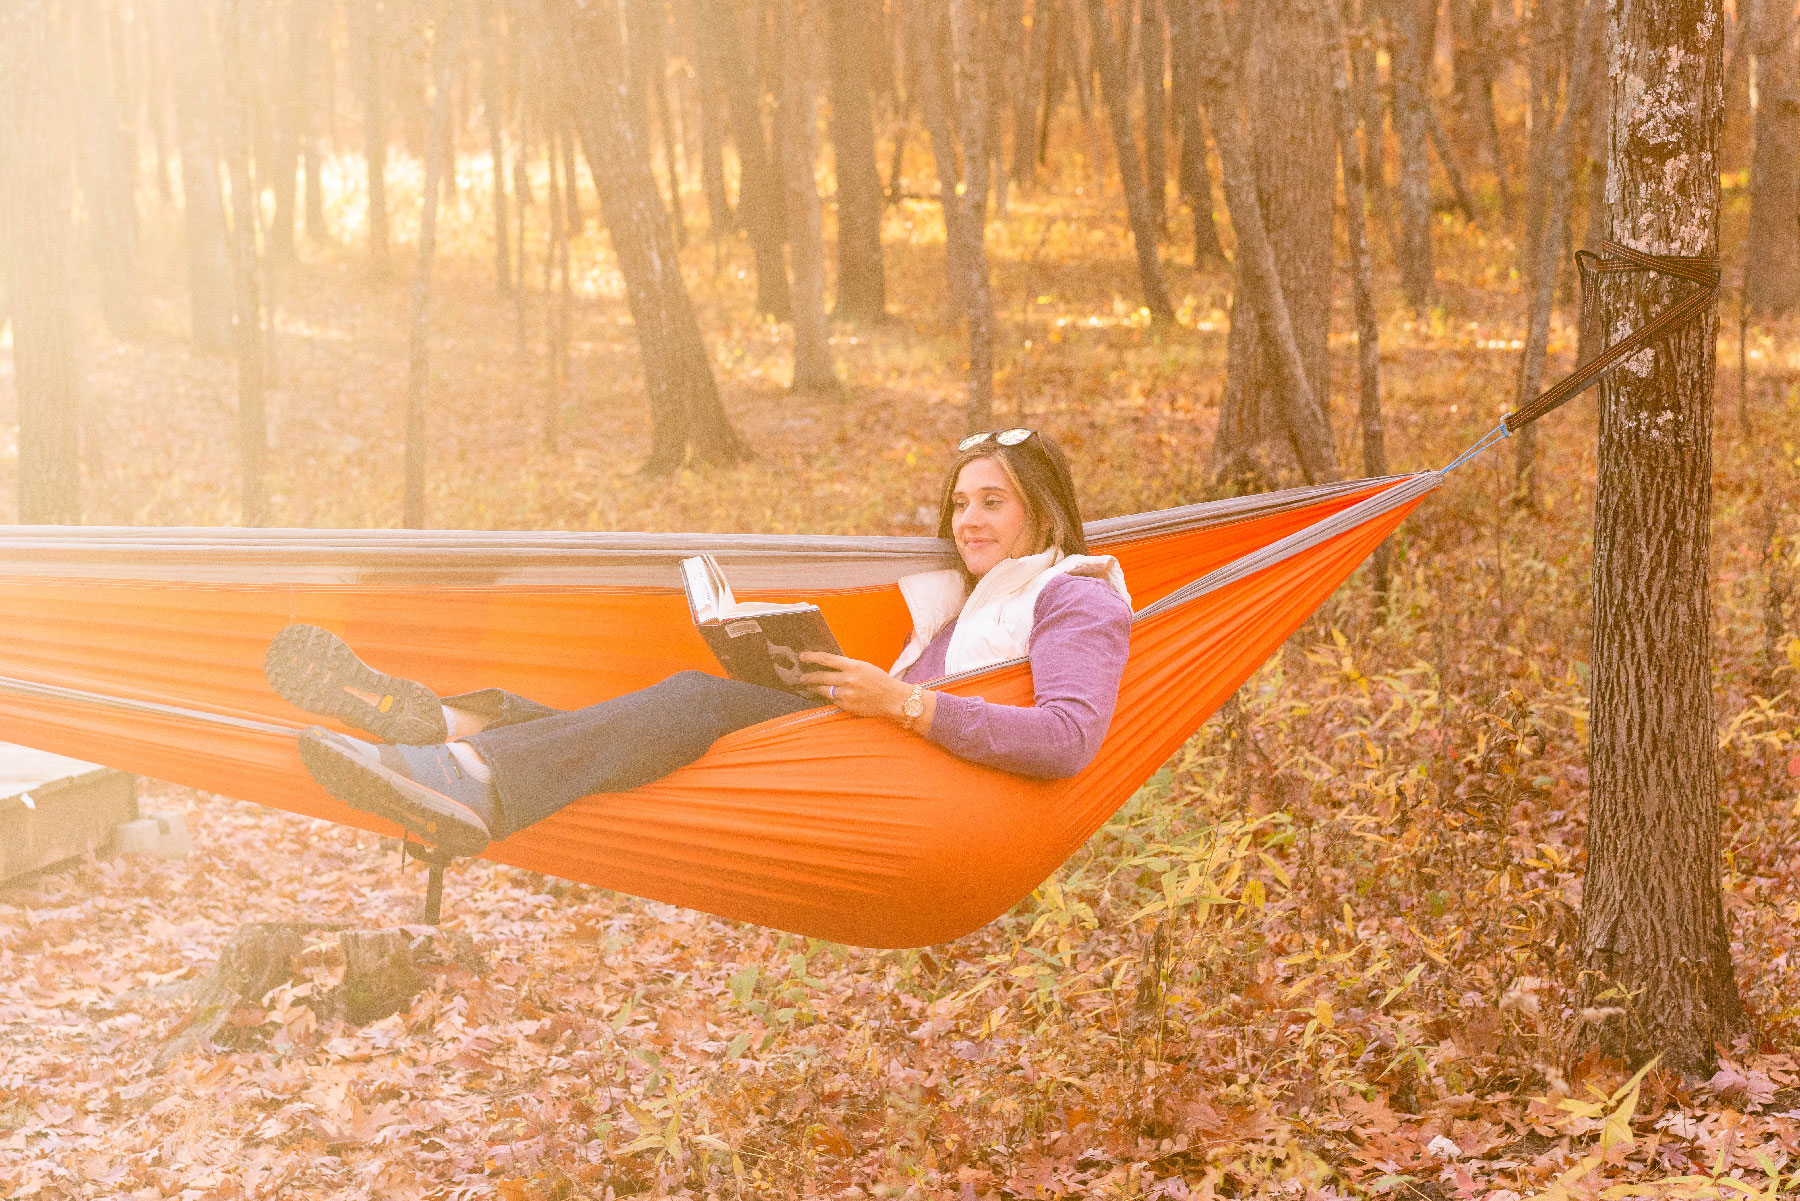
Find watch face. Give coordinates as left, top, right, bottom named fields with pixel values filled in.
left=904, top=693, right=924, bottom=717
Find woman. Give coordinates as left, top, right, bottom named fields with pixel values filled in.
left=274, top=429, right=1133, bottom=857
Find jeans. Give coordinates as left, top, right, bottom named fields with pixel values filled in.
left=451, top=672, right=819, bottom=838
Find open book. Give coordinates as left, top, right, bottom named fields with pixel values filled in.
left=679, top=555, right=843, bottom=696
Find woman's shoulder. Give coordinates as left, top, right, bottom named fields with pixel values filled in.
left=1034, top=570, right=1132, bottom=619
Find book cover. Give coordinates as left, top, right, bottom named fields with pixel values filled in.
left=679, top=556, right=844, bottom=696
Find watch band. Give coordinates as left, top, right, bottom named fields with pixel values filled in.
left=900, top=684, right=926, bottom=730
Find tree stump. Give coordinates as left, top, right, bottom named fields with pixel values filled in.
left=156, top=921, right=485, bottom=1068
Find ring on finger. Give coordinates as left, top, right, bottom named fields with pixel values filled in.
left=827, top=684, right=837, bottom=700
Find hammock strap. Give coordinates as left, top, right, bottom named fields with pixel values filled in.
left=1503, top=239, right=1721, bottom=434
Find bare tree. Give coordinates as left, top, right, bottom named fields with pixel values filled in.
left=480, top=0, right=514, bottom=294
left=776, top=0, right=838, bottom=391
left=360, top=0, right=393, bottom=277
left=1084, top=0, right=1174, bottom=320
left=1, top=0, right=82, bottom=523
left=1579, top=0, right=1743, bottom=1075
left=1194, top=0, right=1337, bottom=484
left=827, top=0, right=888, bottom=320
left=1208, top=0, right=1338, bottom=481
left=696, top=0, right=793, bottom=319
left=1512, top=0, right=1600, bottom=507
left=76, top=0, right=145, bottom=340
left=541, top=0, right=750, bottom=471
left=1140, top=0, right=1169, bottom=235
left=404, top=0, right=463, bottom=528
left=1167, top=0, right=1225, bottom=262
left=1386, top=0, right=1433, bottom=310
left=223, top=0, right=268, bottom=524
left=1744, top=0, right=1799, bottom=314
left=1327, top=0, right=1387, bottom=598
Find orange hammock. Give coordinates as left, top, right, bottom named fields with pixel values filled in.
left=0, top=472, right=1433, bottom=946
left=0, top=241, right=1719, bottom=947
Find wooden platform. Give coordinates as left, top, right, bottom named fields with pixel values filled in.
left=0, top=746, right=138, bottom=886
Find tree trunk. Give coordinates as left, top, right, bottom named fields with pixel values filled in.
left=694, top=0, right=735, bottom=236
left=915, top=2, right=969, bottom=311
left=1451, top=0, right=1509, bottom=217
left=76, top=0, right=145, bottom=340
left=1424, top=97, right=1481, bottom=225
left=543, top=127, right=570, bottom=453
left=270, top=0, right=316, bottom=265
left=1327, top=0, right=1387, bottom=598
left=1168, top=0, right=1225, bottom=263
left=1578, top=53, right=1609, bottom=362
left=827, top=0, right=888, bottom=320
left=777, top=0, right=838, bottom=391
left=1351, top=0, right=1395, bottom=250
left=1194, top=0, right=1336, bottom=485
left=361, top=0, right=392, bottom=277
left=541, top=0, right=749, bottom=472
left=1722, top=0, right=1755, bottom=171
left=1141, top=0, right=1169, bottom=235
left=1578, top=0, right=1744, bottom=1076
left=1521, top=0, right=1566, bottom=274
left=1209, top=0, right=1337, bottom=482
left=1744, top=0, right=1800, bottom=314
left=1085, top=0, right=1174, bottom=320
left=164, top=0, right=233, bottom=350
left=1015, top=0, right=1051, bottom=186
left=1, top=0, right=82, bottom=524
left=1512, top=0, right=1599, bottom=507
left=154, top=921, right=485, bottom=1069
left=698, top=0, right=793, bottom=318
left=481, top=0, right=513, bottom=294
left=951, top=0, right=997, bottom=428
left=404, top=0, right=461, bottom=529
left=222, top=0, right=268, bottom=526
left=1387, top=0, right=1433, bottom=310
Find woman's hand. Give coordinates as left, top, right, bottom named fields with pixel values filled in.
left=797, top=652, right=914, bottom=720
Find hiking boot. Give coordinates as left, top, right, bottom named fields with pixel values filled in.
left=298, top=727, right=494, bottom=857
left=265, top=624, right=448, bottom=744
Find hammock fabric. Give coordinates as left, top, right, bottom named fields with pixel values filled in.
left=0, top=241, right=1717, bottom=948
left=0, top=475, right=1431, bottom=946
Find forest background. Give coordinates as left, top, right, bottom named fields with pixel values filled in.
left=1, top=0, right=1799, bottom=1197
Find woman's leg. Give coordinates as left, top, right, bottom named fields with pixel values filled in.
left=467, top=671, right=818, bottom=835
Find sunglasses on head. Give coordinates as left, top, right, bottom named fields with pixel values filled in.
left=957, top=427, right=1036, bottom=452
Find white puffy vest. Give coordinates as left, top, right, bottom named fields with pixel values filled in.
left=887, top=546, right=1132, bottom=679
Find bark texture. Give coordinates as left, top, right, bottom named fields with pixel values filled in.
left=1579, top=0, right=1744, bottom=1075
left=2, top=0, right=82, bottom=524
left=542, top=0, right=749, bottom=472
left=1212, top=0, right=1336, bottom=480
left=1513, top=0, right=1600, bottom=505
left=1327, top=0, right=1387, bottom=597
left=776, top=0, right=838, bottom=391
left=1195, top=0, right=1336, bottom=485
left=1387, top=0, right=1434, bottom=310
left=698, top=0, right=793, bottom=319
left=1085, top=0, right=1175, bottom=320
left=827, top=0, right=888, bottom=320
left=1744, top=0, right=1800, bottom=314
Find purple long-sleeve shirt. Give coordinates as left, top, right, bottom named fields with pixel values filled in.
left=899, top=572, right=1132, bottom=779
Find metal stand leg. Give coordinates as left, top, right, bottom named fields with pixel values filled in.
left=423, top=859, right=446, bottom=925
left=403, top=840, right=452, bottom=925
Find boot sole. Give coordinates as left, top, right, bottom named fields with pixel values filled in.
left=298, top=727, right=490, bottom=858
left=265, top=624, right=448, bottom=744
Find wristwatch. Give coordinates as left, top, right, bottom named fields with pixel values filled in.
left=900, top=684, right=926, bottom=730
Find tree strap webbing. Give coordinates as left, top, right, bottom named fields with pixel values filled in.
left=1502, top=239, right=1721, bottom=434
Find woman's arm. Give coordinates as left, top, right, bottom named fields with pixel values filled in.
left=922, top=575, right=1131, bottom=778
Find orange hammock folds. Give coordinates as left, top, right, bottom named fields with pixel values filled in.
left=0, top=472, right=1436, bottom=947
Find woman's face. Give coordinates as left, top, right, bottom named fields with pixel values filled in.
left=951, top=456, right=1040, bottom=578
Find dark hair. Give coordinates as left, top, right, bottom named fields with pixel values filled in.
left=935, top=432, right=1088, bottom=582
